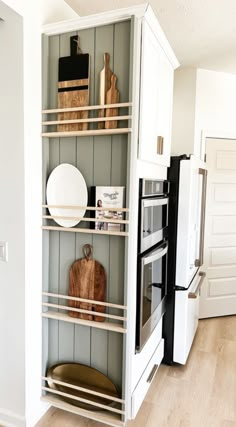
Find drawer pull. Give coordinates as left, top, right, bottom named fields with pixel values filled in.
left=147, top=364, right=159, bottom=383
left=188, top=271, right=206, bottom=299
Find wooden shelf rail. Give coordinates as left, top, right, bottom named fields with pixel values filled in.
left=42, top=204, right=129, bottom=236
left=42, top=115, right=132, bottom=126
left=42, top=376, right=125, bottom=404
left=41, top=226, right=128, bottom=237
left=42, top=205, right=129, bottom=212
left=42, top=215, right=129, bottom=225
left=41, top=386, right=124, bottom=415
left=42, top=302, right=127, bottom=322
left=42, top=311, right=127, bottom=334
left=42, top=292, right=127, bottom=311
left=42, top=128, right=132, bottom=138
left=41, top=395, right=125, bottom=427
left=42, top=102, right=132, bottom=137
left=42, top=102, right=132, bottom=114
left=42, top=292, right=127, bottom=334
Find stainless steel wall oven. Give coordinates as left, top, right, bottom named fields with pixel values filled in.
left=136, top=179, right=169, bottom=352
left=138, top=179, right=169, bottom=253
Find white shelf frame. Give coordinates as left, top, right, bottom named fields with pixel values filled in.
left=41, top=395, right=125, bottom=427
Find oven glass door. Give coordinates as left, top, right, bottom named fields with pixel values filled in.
left=136, top=242, right=168, bottom=351
left=140, top=198, right=168, bottom=253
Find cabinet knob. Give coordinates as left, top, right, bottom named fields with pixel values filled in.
left=157, top=136, right=164, bottom=155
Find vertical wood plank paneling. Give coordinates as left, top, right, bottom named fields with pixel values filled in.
left=42, top=34, right=49, bottom=375
left=47, top=34, right=60, bottom=367
left=74, top=27, right=95, bottom=364
left=89, top=24, right=115, bottom=376
left=111, top=134, right=128, bottom=187
left=94, top=24, right=114, bottom=105
left=58, top=232, right=75, bottom=361
left=48, top=231, right=60, bottom=366
left=108, top=20, right=130, bottom=390
left=58, top=31, right=77, bottom=362
left=114, top=21, right=131, bottom=103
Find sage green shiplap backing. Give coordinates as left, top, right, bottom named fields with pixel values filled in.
left=42, top=21, right=131, bottom=391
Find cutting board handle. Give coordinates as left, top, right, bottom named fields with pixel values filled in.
left=83, top=244, right=93, bottom=260
left=111, top=73, right=117, bottom=89
left=70, top=35, right=83, bottom=56
left=104, top=52, right=110, bottom=69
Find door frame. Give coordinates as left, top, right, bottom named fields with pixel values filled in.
left=201, top=130, right=236, bottom=160
left=199, top=130, right=236, bottom=318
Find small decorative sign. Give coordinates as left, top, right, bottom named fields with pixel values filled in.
left=91, top=186, right=125, bottom=232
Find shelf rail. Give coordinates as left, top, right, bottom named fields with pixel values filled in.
left=42, top=204, right=129, bottom=237
left=42, top=102, right=133, bottom=137
left=42, top=292, right=127, bottom=334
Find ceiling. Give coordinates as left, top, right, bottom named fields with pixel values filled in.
left=65, top=0, right=236, bottom=74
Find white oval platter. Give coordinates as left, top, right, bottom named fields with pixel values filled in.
left=46, top=163, right=88, bottom=227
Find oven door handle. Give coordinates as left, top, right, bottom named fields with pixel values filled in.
left=142, top=198, right=168, bottom=208
left=143, top=244, right=168, bottom=266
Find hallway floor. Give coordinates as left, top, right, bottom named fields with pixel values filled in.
left=36, top=316, right=236, bottom=427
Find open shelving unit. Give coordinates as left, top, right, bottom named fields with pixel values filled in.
left=41, top=15, right=133, bottom=426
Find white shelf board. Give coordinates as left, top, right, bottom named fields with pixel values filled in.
left=42, top=128, right=132, bottom=138
left=41, top=395, right=125, bottom=427
left=42, top=311, right=127, bottom=334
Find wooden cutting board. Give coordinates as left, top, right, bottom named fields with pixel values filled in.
left=105, top=74, right=119, bottom=129
left=68, top=244, right=106, bottom=322
left=58, top=36, right=90, bottom=132
left=98, top=52, right=113, bottom=129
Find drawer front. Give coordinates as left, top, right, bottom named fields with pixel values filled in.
left=132, top=318, right=162, bottom=392
left=174, top=272, right=202, bottom=364
left=131, top=338, right=164, bottom=418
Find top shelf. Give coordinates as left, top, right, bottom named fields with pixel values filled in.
left=42, top=102, right=133, bottom=138
left=42, top=102, right=133, bottom=114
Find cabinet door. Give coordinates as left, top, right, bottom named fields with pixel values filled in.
left=139, top=20, right=174, bottom=167
left=157, top=49, right=174, bottom=166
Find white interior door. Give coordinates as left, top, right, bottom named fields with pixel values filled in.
left=199, top=138, right=236, bottom=318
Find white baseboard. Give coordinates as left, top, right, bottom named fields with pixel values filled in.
left=0, top=408, right=25, bottom=427
left=25, top=401, right=50, bottom=427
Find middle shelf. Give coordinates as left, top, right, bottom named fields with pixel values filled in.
left=42, top=292, right=127, bottom=334
left=42, top=204, right=130, bottom=237
left=42, top=102, right=133, bottom=138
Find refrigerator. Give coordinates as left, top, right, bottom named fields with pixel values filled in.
left=163, top=155, right=207, bottom=364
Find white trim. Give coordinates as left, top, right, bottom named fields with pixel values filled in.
left=42, top=3, right=148, bottom=35
left=41, top=3, right=179, bottom=71
left=201, top=129, right=236, bottom=160
left=144, top=5, right=179, bottom=69
left=0, top=408, right=26, bottom=427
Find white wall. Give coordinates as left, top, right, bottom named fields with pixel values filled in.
left=1, top=1, right=78, bottom=426
left=0, top=3, right=25, bottom=426
left=172, top=67, right=236, bottom=159
left=195, top=69, right=236, bottom=157
left=171, top=67, right=197, bottom=156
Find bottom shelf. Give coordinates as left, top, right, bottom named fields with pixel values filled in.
left=42, top=394, right=125, bottom=427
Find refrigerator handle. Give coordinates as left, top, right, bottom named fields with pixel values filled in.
left=195, top=168, right=208, bottom=268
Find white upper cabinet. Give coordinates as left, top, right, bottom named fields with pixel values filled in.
left=139, top=15, right=179, bottom=167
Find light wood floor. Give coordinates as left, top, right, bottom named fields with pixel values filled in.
left=36, top=316, right=236, bottom=427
